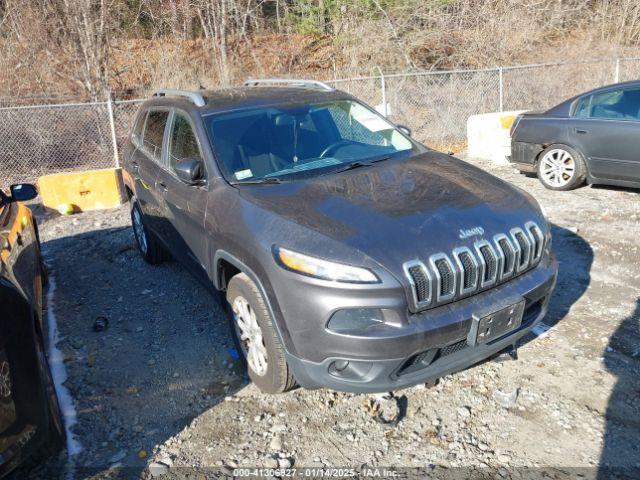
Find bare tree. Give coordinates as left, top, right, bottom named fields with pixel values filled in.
left=56, top=0, right=111, bottom=100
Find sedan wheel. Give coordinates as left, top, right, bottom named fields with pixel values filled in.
left=540, top=149, right=575, bottom=187
left=537, top=145, right=586, bottom=191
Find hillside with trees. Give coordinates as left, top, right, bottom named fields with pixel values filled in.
left=1, top=0, right=639, bottom=101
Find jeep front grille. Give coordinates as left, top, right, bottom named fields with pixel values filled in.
left=431, top=254, right=456, bottom=302
left=526, top=221, right=544, bottom=261
left=454, top=248, right=479, bottom=294
left=512, top=228, right=531, bottom=271
left=403, top=262, right=432, bottom=307
left=496, top=235, right=515, bottom=278
left=402, top=221, right=545, bottom=311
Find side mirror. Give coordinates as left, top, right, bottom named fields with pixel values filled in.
left=10, top=183, right=38, bottom=202
left=397, top=124, right=412, bottom=137
left=174, top=158, right=204, bottom=185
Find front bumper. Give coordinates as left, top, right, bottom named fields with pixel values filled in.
left=283, top=256, right=557, bottom=393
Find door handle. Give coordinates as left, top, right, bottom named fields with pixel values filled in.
left=575, top=128, right=588, bottom=134
left=158, top=182, right=168, bottom=193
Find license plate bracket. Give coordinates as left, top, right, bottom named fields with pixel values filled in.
left=469, top=300, right=526, bottom=345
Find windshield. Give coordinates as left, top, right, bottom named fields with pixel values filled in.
left=205, top=99, right=416, bottom=183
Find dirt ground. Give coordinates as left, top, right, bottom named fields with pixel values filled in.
left=25, top=159, right=640, bottom=479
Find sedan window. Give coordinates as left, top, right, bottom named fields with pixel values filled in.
left=577, top=88, right=640, bottom=120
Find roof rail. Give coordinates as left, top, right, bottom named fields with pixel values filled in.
left=243, top=78, right=334, bottom=92
left=152, top=89, right=206, bottom=107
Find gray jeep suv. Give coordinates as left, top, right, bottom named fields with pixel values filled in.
left=122, top=80, right=558, bottom=394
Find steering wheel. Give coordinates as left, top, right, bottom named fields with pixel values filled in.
left=319, top=140, right=358, bottom=158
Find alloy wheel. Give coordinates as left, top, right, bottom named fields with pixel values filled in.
left=540, top=148, right=576, bottom=188
left=232, top=296, right=268, bottom=376
left=132, top=206, right=148, bottom=254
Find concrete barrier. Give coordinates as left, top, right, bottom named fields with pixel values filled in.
left=467, top=110, right=525, bottom=164
left=37, top=168, right=125, bottom=213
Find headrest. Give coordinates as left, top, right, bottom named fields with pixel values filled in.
left=273, top=114, right=295, bottom=127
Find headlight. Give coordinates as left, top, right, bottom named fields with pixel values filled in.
left=273, top=247, right=379, bottom=283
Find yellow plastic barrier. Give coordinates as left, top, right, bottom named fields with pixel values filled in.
left=37, top=168, right=125, bottom=213
left=499, top=114, right=519, bottom=130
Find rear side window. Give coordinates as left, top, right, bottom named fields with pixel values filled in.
left=168, top=113, right=202, bottom=170
left=143, top=110, right=170, bottom=161
left=575, top=88, right=640, bottom=120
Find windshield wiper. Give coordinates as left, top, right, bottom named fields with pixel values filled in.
left=368, top=154, right=393, bottom=164
left=334, top=161, right=375, bottom=174
left=231, top=177, right=283, bottom=186
left=333, top=155, right=394, bottom=174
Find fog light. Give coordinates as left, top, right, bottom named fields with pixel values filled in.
left=327, top=308, right=385, bottom=333
left=328, top=359, right=372, bottom=381
left=333, top=360, right=349, bottom=372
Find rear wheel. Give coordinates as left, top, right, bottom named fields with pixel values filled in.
left=130, top=199, right=166, bottom=264
left=537, top=145, right=586, bottom=191
left=226, top=273, right=296, bottom=394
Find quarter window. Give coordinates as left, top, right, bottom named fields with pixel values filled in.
left=143, top=110, right=170, bottom=161
left=131, top=110, right=146, bottom=146
left=169, top=113, right=202, bottom=170
left=574, top=96, right=592, bottom=118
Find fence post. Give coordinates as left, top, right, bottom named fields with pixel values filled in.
left=498, top=67, right=504, bottom=112
left=106, top=92, right=120, bottom=169
left=614, top=58, right=620, bottom=83
left=377, top=66, right=387, bottom=116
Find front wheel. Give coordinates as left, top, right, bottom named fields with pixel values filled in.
left=537, top=145, right=586, bottom=191
left=226, top=273, right=296, bottom=394
left=130, top=199, right=166, bottom=264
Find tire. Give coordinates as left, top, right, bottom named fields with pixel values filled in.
left=130, top=199, right=166, bottom=264
left=537, top=144, right=586, bottom=191
left=226, top=273, right=296, bottom=394
left=34, top=337, right=65, bottom=462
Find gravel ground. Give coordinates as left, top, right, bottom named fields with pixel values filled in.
left=24, top=159, right=640, bottom=479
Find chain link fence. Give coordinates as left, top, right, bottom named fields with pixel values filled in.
left=326, top=57, right=640, bottom=148
left=0, top=102, right=118, bottom=185
left=2, top=57, right=639, bottom=185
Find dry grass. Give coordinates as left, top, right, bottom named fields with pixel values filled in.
left=0, top=0, right=639, bottom=100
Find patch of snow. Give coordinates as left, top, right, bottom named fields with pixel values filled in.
left=46, top=276, right=82, bottom=460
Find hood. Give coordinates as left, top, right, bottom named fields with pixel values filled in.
left=239, top=151, right=544, bottom=272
